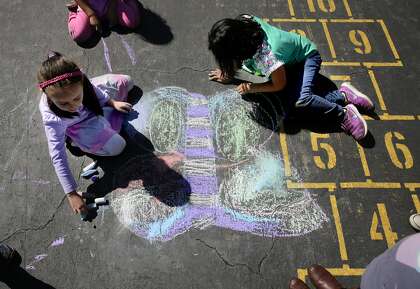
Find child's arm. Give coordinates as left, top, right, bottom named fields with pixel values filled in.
left=75, top=0, right=101, bottom=30
left=236, top=66, right=287, bottom=94
left=107, top=98, right=133, bottom=113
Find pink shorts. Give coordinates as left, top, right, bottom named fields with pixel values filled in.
left=68, top=0, right=141, bottom=43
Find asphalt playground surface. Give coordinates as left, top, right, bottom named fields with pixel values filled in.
left=0, top=1, right=420, bottom=288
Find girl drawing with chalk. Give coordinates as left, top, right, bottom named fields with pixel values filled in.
left=66, top=0, right=141, bottom=43
left=208, top=15, right=374, bottom=141
left=38, top=51, right=133, bottom=215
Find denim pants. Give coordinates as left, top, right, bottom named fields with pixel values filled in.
left=282, top=51, right=345, bottom=121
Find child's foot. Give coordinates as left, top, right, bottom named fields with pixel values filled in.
left=66, top=1, right=78, bottom=12
left=340, top=104, right=368, bottom=141
left=0, top=244, right=22, bottom=271
left=409, top=213, right=420, bottom=230
left=340, top=82, right=374, bottom=111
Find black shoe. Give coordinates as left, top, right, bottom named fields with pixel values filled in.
left=0, top=244, right=22, bottom=271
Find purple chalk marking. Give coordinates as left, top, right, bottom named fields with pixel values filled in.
left=101, top=38, right=113, bottom=72
left=34, top=254, right=48, bottom=262
left=50, top=237, right=65, bottom=247
left=186, top=175, right=217, bottom=196
left=187, top=105, right=209, bottom=118
left=25, top=265, right=36, bottom=270
left=119, top=35, right=137, bottom=65
left=184, top=147, right=215, bottom=158
left=185, top=127, right=213, bottom=138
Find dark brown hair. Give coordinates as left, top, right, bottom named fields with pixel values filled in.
left=37, top=51, right=103, bottom=118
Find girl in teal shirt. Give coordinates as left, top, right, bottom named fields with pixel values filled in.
left=208, top=15, right=374, bottom=141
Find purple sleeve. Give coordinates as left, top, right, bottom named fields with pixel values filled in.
left=43, top=119, right=78, bottom=194
left=94, top=86, right=110, bottom=107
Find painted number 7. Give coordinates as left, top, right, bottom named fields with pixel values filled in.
left=311, top=133, right=336, bottom=169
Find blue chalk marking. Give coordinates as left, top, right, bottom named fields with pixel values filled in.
left=147, top=208, right=186, bottom=239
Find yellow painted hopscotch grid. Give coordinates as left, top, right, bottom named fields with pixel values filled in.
left=273, top=1, right=420, bottom=281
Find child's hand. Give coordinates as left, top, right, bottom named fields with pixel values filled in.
left=67, top=192, right=88, bottom=215
left=208, top=69, right=232, bottom=84
left=236, top=83, right=252, bottom=95
left=89, top=14, right=102, bottom=32
left=113, top=101, right=133, bottom=113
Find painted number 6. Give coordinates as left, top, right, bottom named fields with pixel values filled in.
left=307, top=0, right=336, bottom=13
left=384, top=132, right=413, bottom=169
left=311, top=133, right=336, bottom=169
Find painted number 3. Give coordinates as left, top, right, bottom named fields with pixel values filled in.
left=311, top=133, right=336, bottom=169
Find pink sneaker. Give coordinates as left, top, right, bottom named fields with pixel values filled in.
left=340, top=104, right=368, bottom=140
left=340, top=82, right=374, bottom=111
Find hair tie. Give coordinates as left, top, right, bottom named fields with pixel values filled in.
left=38, top=70, right=83, bottom=90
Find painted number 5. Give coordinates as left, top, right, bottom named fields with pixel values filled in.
left=384, top=132, right=413, bottom=169
left=307, top=0, right=336, bottom=12
left=311, top=133, right=336, bottom=169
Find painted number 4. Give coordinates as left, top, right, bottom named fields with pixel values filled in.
left=370, top=203, right=398, bottom=248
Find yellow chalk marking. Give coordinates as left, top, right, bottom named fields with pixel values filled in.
left=370, top=212, right=383, bottom=240
left=287, top=0, right=296, bottom=16
left=342, top=0, right=352, bottom=17
left=412, top=195, right=420, bottom=213
left=363, top=61, right=403, bottom=68
left=330, top=18, right=375, bottom=23
left=279, top=132, right=291, bottom=177
left=368, top=69, right=387, bottom=111
left=298, top=265, right=365, bottom=281
left=330, top=75, right=351, bottom=81
left=377, top=19, right=400, bottom=60
left=320, top=19, right=337, bottom=59
left=311, top=133, right=336, bottom=169
left=357, top=144, right=371, bottom=177
left=377, top=203, right=398, bottom=248
left=287, top=180, right=337, bottom=191
left=323, top=61, right=361, bottom=66
left=340, top=180, right=401, bottom=189
left=330, top=195, right=348, bottom=261
left=271, top=18, right=317, bottom=22
left=405, top=183, right=420, bottom=192
left=384, top=132, right=414, bottom=169
left=363, top=114, right=416, bottom=121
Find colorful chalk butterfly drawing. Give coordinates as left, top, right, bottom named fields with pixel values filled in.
left=110, top=87, right=328, bottom=241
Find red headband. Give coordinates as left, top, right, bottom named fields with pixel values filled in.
left=38, top=70, right=83, bottom=89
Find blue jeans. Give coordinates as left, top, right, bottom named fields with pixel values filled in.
left=282, top=51, right=345, bottom=121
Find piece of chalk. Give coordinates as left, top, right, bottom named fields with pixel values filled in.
left=82, top=161, right=98, bottom=173
left=81, top=169, right=99, bottom=179
left=94, top=197, right=107, bottom=206
left=87, top=203, right=97, bottom=210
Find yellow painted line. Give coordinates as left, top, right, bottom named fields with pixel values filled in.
left=287, top=0, right=295, bottom=17
left=405, top=183, right=420, bottom=192
left=368, top=69, right=387, bottom=111
left=322, top=61, right=361, bottom=66
left=377, top=203, right=398, bottom=248
left=297, top=265, right=365, bottom=281
left=377, top=19, right=400, bottom=60
left=271, top=18, right=317, bottom=22
left=330, top=195, right=348, bottom=261
left=418, top=115, right=420, bottom=120
left=279, top=132, right=291, bottom=177
left=330, top=19, right=375, bottom=23
left=412, top=194, right=420, bottom=213
left=363, top=61, right=403, bottom=68
left=363, top=114, right=416, bottom=121
left=370, top=212, right=383, bottom=240
left=320, top=19, right=336, bottom=59
left=330, top=75, right=351, bottom=81
left=340, top=180, right=401, bottom=189
left=356, top=144, right=371, bottom=177
left=287, top=180, right=337, bottom=191
left=342, top=0, right=353, bottom=17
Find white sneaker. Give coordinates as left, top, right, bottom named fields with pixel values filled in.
left=409, top=213, right=420, bottom=231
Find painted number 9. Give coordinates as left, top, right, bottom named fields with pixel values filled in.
left=307, top=0, right=336, bottom=12
left=311, top=133, right=336, bottom=169
left=349, top=30, right=372, bottom=55
left=384, top=132, right=413, bottom=169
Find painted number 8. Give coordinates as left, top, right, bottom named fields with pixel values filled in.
left=349, top=30, right=372, bottom=55
left=311, top=133, right=336, bottom=169
left=307, top=0, right=336, bottom=12
left=384, top=132, right=413, bottom=169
